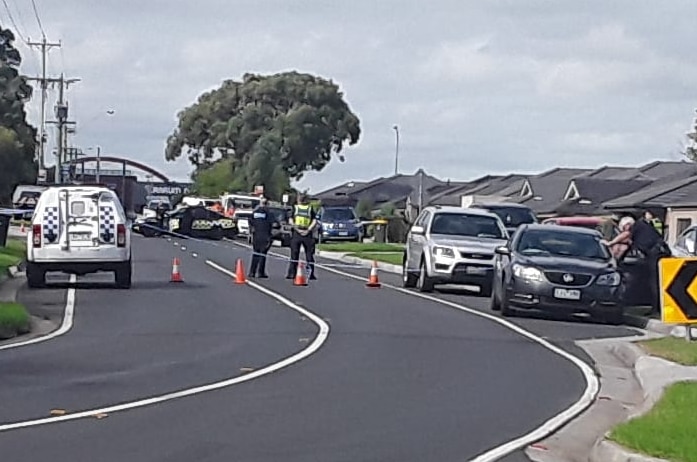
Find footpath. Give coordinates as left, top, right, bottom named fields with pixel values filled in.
left=320, top=249, right=697, bottom=462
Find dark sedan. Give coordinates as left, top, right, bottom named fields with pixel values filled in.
left=490, top=224, right=623, bottom=324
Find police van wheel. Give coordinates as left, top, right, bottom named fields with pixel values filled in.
left=26, top=263, right=46, bottom=289
left=115, top=260, right=132, bottom=289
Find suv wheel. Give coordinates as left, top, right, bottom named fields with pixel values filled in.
left=416, top=258, right=434, bottom=293
left=26, top=262, right=46, bottom=289
left=115, top=260, right=132, bottom=289
left=402, top=254, right=417, bottom=288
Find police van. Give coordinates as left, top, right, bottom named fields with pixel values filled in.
left=26, top=185, right=132, bottom=289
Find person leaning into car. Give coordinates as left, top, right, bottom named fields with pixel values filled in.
left=602, top=211, right=671, bottom=314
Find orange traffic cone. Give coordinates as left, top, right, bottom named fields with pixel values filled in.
left=234, top=258, right=247, bottom=284
left=366, top=260, right=381, bottom=288
left=170, top=258, right=183, bottom=283
left=294, top=261, right=308, bottom=286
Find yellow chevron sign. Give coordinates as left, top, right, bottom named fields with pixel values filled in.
left=660, top=257, right=697, bottom=324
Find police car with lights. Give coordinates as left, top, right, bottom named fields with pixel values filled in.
left=25, top=185, right=132, bottom=289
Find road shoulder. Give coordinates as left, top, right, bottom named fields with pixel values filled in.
left=526, top=332, right=697, bottom=462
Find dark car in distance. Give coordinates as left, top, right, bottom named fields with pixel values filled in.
left=470, top=202, right=538, bottom=237
left=246, top=205, right=293, bottom=247
left=490, top=224, right=624, bottom=324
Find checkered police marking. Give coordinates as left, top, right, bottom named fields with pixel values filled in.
left=99, top=205, right=116, bottom=242
left=42, top=206, right=59, bottom=239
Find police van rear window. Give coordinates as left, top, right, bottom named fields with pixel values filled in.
left=71, top=201, right=86, bottom=216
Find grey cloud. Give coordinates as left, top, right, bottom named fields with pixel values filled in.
left=7, top=0, right=697, bottom=191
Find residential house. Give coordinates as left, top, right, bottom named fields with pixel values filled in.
left=603, top=174, right=697, bottom=245
left=428, top=174, right=528, bottom=206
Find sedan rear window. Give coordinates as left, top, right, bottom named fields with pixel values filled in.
left=516, top=229, right=610, bottom=260
left=431, top=213, right=506, bottom=239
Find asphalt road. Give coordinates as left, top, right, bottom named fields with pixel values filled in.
left=0, top=234, right=637, bottom=461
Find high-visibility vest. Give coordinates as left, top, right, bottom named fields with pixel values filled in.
left=650, top=218, right=664, bottom=236
left=293, top=205, right=313, bottom=228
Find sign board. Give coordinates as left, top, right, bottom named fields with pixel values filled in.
left=254, top=185, right=264, bottom=195
left=659, top=257, right=697, bottom=324
left=37, top=169, right=47, bottom=182
left=282, top=194, right=289, bottom=205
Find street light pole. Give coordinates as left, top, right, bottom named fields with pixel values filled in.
left=96, top=146, right=101, bottom=184
left=392, top=125, right=399, bottom=176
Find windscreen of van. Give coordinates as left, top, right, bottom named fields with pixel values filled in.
left=227, top=198, right=260, bottom=210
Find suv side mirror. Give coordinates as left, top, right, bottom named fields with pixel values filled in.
left=411, top=225, right=425, bottom=235
left=495, top=246, right=511, bottom=255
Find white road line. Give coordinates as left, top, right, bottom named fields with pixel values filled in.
left=226, top=239, right=599, bottom=461
left=0, top=274, right=77, bottom=352
left=0, top=262, right=329, bottom=433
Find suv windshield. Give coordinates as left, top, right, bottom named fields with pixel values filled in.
left=516, top=229, right=610, bottom=260
left=431, top=213, right=506, bottom=239
left=322, top=208, right=356, bottom=221
left=484, top=206, right=536, bottom=227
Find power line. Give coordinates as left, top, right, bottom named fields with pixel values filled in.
left=29, top=0, right=44, bottom=38
left=1, top=0, right=27, bottom=42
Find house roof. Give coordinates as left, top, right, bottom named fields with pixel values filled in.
left=427, top=174, right=527, bottom=206
left=516, top=168, right=594, bottom=215
left=314, top=180, right=369, bottom=199
left=555, top=178, right=651, bottom=216
left=341, top=169, right=446, bottom=207
left=577, top=166, right=643, bottom=180
left=603, top=174, right=697, bottom=209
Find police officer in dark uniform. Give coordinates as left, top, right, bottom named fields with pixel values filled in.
left=286, top=194, right=318, bottom=280
left=249, top=197, right=275, bottom=278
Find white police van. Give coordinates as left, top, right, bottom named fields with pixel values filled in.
left=26, top=185, right=132, bottom=289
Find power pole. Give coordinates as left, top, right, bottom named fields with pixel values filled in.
left=26, top=37, right=61, bottom=170
left=45, top=74, right=80, bottom=184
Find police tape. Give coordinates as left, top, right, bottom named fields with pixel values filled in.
left=133, top=221, right=382, bottom=269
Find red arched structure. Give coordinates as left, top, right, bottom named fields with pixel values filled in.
left=69, top=156, right=171, bottom=183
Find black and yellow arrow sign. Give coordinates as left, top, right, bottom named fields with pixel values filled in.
left=660, top=257, right=697, bottom=324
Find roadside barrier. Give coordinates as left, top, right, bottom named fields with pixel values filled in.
left=234, top=258, right=247, bottom=284
left=134, top=222, right=392, bottom=270
left=366, top=260, right=381, bottom=288
left=170, top=258, right=183, bottom=283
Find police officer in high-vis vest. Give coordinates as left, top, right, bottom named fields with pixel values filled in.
left=286, top=194, right=318, bottom=280
left=249, top=197, right=275, bottom=278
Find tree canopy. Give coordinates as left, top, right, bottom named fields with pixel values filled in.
left=165, top=71, right=361, bottom=200
left=0, top=25, right=37, bottom=205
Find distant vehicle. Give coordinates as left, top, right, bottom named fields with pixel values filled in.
left=11, top=185, right=47, bottom=219
left=468, top=202, right=538, bottom=237
left=142, top=197, right=172, bottom=219
left=490, top=224, right=623, bottom=324
left=165, top=205, right=235, bottom=240
left=672, top=224, right=697, bottom=256
left=220, top=194, right=262, bottom=237
left=402, top=205, right=508, bottom=295
left=180, top=196, right=219, bottom=208
left=318, top=206, right=365, bottom=242
left=26, top=185, right=132, bottom=289
left=246, top=205, right=293, bottom=247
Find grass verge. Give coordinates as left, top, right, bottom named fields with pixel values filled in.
left=610, top=381, right=697, bottom=462
left=347, top=252, right=403, bottom=266
left=318, top=242, right=404, bottom=253
left=0, top=302, right=30, bottom=333
left=0, top=238, right=25, bottom=274
left=638, top=337, right=697, bottom=366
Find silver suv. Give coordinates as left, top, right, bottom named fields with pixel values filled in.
left=402, top=205, right=509, bottom=295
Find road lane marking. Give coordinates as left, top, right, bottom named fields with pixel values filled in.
left=0, top=274, right=77, bottom=352
left=0, top=263, right=329, bottom=433
left=225, top=238, right=600, bottom=462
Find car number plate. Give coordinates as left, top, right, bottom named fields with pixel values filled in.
left=465, top=267, right=488, bottom=275
left=339, top=231, right=348, bottom=236
left=70, top=233, right=91, bottom=241
left=554, top=288, right=581, bottom=300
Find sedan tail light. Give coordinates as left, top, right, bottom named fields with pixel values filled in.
left=32, top=224, right=41, bottom=247
left=117, top=224, right=126, bottom=247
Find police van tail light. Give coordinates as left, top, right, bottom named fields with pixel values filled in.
left=117, top=224, right=126, bottom=247
left=32, top=224, right=42, bottom=247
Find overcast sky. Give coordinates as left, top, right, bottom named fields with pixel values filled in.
left=5, top=0, right=697, bottom=192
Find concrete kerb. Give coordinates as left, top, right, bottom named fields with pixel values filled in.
left=317, top=250, right=402, bottom=274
